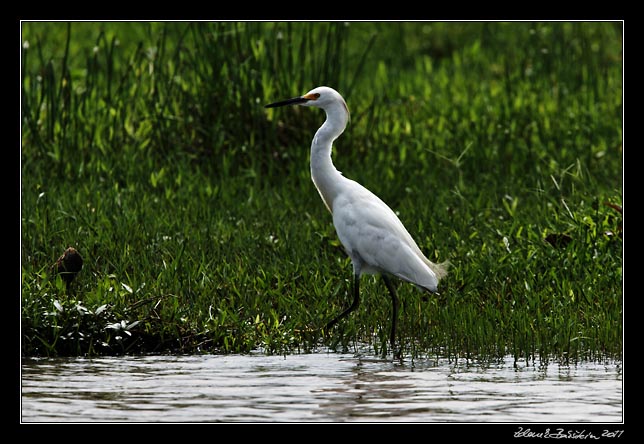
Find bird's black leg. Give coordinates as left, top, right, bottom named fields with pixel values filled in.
left=326, top=273, right=360, bottom=330
left=382, top=275, right=398, bottom=350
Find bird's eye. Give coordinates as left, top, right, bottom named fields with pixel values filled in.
left=304, top=92, right=321, bottom=100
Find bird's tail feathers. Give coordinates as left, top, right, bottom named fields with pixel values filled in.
left=425, top=258, right=449, bottom=281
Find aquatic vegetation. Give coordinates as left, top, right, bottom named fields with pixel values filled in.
left=21, top=22, right=622, bottom=363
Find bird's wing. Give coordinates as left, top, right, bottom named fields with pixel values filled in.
left=332, top=181, right=439, bottom=292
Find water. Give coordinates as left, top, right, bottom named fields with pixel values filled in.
left=21, top=352, right=622, bottom=423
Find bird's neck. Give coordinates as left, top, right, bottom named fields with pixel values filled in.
left=310, top=106, right=349, bottom=214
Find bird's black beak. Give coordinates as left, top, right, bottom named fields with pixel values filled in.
left=265, top=96, right=309, bottom=108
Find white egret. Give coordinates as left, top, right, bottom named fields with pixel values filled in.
left=265, top=86, right=447, bottom=350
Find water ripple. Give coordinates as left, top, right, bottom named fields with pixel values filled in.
left=21, top=353, right=622, bottom=422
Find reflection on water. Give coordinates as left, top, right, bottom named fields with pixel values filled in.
left=21, top=352, right=622, bottom=422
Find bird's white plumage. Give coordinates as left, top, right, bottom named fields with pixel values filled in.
left=265, top=86, right=447, bottom=348
left=332, top=178, right=440, bottom=292
left=294, top=86, right=446, bottom=292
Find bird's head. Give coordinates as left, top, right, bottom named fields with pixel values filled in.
left=265, top=86, right=349, bottom=118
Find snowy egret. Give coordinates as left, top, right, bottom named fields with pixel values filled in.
left=265, top=86, right=447, bottom=350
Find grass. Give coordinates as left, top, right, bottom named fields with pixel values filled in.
left=21, top=21, right=622, bottom=364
